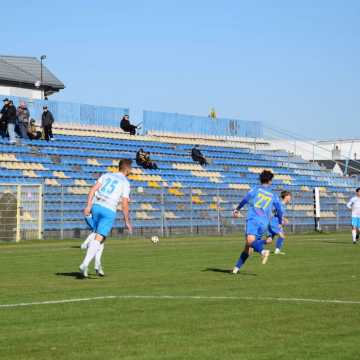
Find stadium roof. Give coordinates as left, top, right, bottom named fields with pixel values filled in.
left=0, top=55, right=65, bottom=95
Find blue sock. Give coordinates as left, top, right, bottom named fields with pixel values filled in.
left=276, top=237, right=284, bottom=250
left=235, top=251, right=249, bottom=269
left=251, top=239, right=264, bottom=253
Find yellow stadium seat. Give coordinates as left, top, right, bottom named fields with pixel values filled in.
left=87, top=159, right=100, bottom=166
left=191, top=195, right=203, bottom=204
left=75, top=179, right=89, bottom=186
left=148, top=181, right=161, bottom=188
left=169, top=188, right=184, bottom=196
left=53, top=171, right=69, bottom=179
left=45, top=179, right=60, bottom=186
left=228, top=184, right=250, bottom=190
left=23, top=170, right=38, bottom=178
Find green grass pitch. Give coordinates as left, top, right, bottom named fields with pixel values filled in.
left=0, top=232, right=359, bottom=360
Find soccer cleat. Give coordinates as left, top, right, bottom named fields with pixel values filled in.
left=261, top=250, right=270, bottom=265
left=274, top=248, right=286, bottom=255
left=95, top=267, right=105, bottom=277
left=79, top=264, right=88, bottom=278
left=232, top=266, right=240, bottom=274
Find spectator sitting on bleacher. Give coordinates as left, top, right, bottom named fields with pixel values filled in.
left=191, top=145, right=208, bottom=166
left=144, top=151, right=158, bottom=170
left=41, top=105, right=55, bottom=141
left=27, top=119, right=42, bottom=140
left=120, top=115, right=138, bottom=135
left=136, top=148, right=158, bottom=170
left=16, top=101, right=30, bottom=139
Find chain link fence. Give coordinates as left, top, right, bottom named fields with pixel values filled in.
left=0, top=183, right=43, bottom=242
left=41, top=184, right=352, bottom=240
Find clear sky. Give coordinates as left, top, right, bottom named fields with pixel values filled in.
left=3, top=0, right=359, bottom=138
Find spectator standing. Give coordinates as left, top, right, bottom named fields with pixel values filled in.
left=191, top=145, right=208, bottom=166
left=0, top=98, right=17, bottom=144
left=209, top=107, right=217, bottom=119
left=120, top=115, right=137, bottom=135
left=16, top=101, right=30, bottom=139
left=27, top=119, right=42, bottom=140
left=0, top=99, right=8, bottom=139
left=41, top=105, right=55, bottom=141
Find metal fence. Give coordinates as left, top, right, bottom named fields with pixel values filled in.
left=42, top=184, right=352, bottom=240
left=0, top=184, right=43, bottom=242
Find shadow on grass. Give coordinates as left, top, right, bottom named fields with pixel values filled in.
left=203, top=268, right=257, bottom=276
left=55, top=272, right=88, bottom=280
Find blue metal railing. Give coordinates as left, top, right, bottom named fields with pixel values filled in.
left=143, top=110, right=263, bottom=138
left=5, top=96, right=129, bottom=128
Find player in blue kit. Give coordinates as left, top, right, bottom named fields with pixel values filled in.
left=267, top=190, right=292, bottom=255
left=232, top=170, right=283, bottom=274
left=79, top=159, right=133, bottom=278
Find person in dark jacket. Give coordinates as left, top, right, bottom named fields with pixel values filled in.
left=136, top=148, right=146, bottom=166
left=136, top=149, right=158, bottom=170
left=0, top=99, right=8, bottom=139
left=191, top=145, right=208, bottom=166
left=16, top=101, right=30, bottom=139
left=120, top=115, right=137, bottom=135
left=41, top=105, right=55, bottom=141
left=0, top=98, right=17, bottom=144
left=144, top=152, right=158, bottom=170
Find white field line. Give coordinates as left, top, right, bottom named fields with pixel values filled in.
left=1, top=294, right=360, bottom=309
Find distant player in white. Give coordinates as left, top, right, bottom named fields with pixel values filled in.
left=79, top=159, right=133, bottom=277
left=347, top=187, right=360, bottom=244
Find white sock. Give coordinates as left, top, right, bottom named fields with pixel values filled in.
left=352, top=229, right=357, bottom=242
left=81, top=232, right=96, bottom=249
left=95, top=243, right=105, bottom=270
left=81, top=239, right=101, bottom=268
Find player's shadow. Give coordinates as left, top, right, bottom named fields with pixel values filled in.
left=203, top=268, right=257, bottom=276
left=55, top=271, right=87, bottom=280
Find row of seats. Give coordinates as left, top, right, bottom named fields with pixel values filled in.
left=0, top=126, right=357, bottom=233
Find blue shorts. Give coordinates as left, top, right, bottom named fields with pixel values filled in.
left=352, top=217, right=360, bottom=228
left=268, top=219, right=283, bottom=237
left=85, top=204, right=116, bottom=237
left=246, top=218, right=268, bottom=240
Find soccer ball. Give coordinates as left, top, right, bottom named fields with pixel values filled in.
left=151, top=236, right=159, bottom=244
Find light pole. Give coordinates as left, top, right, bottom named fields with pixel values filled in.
left=40, top=55, right=47, bottom=99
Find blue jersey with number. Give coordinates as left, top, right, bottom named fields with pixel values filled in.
left=93, top=172, right=130, bottom=212
left=237, top=185, right=283, bottom=224
left=272, top=201, right=285, bottom=225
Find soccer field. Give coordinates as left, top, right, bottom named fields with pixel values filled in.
left=1, top=233, right=359, bottom=360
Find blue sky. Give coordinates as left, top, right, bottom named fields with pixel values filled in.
left=3, top=0, right=359, bottom=138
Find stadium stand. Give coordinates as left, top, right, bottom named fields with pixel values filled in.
left=0, top=120, right=357, bottom=239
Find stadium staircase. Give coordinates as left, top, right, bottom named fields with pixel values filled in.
left=0, top=124, right=356, bottom=238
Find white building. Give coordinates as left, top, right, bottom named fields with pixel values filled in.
left=0, top=55, right=64, bottom=99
